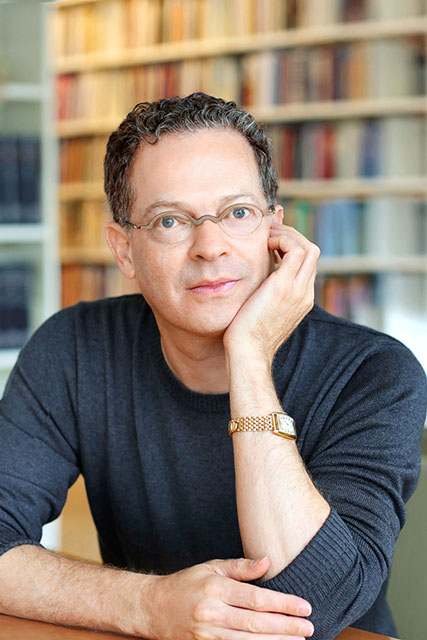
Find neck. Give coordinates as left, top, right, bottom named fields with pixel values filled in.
left=159, top=329, right=229, bottom=394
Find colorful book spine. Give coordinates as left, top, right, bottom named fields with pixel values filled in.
left=269, top=117, right=424, bottom=181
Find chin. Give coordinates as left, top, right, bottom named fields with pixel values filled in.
left=176, top=305, right=237, bottom=338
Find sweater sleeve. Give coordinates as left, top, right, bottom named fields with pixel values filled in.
left=256, top=342, right=427, bottom=640
left=0, top=309, right=80, bottom=558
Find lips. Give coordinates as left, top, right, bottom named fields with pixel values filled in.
left=188, top=279, right=239, bottom=294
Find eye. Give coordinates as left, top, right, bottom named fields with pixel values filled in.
left=155, top=213, right=189, bottom=231
left=158, top=215, right=178, bottom=229
left=228, top=206, right=252, bottom=220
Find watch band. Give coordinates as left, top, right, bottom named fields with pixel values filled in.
left=228, top=412, right=297, bottom=440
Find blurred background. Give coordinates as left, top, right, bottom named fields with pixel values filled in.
left=0, top=1, right=426, bottom=637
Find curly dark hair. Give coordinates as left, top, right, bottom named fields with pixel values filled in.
left=104, top=92, right=278, bottom=226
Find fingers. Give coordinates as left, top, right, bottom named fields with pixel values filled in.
left=222, top=580, right=311, bottom=618
left=210, top=556, right=270, bottom=582
left=268, top=223, right=320, bottom=288
left=221, top=607, right=314, bottom=638
left=210, top=561, right=314, bottom=637
left=223, top=633, right=306, bottom=640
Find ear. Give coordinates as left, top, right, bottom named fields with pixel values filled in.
left=105, top=221, right=136, bottom=280
left=272, top=204, right=284, bottom=225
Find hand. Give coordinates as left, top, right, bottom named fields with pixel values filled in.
left=143, top=556, right=314, bottom=640
left=223, top=223, right=320, bottom=365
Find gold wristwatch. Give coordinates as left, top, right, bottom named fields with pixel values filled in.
left=228, top=412, right=297, bottom=440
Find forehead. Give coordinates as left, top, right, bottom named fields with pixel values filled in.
left=129, top=128, right=264, bottom=214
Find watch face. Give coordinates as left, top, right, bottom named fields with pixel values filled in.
left=276, top=414, right=297, bottom=438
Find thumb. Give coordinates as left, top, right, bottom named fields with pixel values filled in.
left=211, top=556, right=270, bottom=581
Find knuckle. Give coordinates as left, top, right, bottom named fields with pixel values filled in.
left=193, top=601, right=214, bottom=623
left=246, top=613, right=262, bottom=633
left=233, top=557, right=245, bottom=570
left=310, top=242, right=321, bottom=256
left=192, top=628, right=212, bottom=640
left=248, top=590, right=264, bottom=610
left=203, top=575, right=222, bottom=598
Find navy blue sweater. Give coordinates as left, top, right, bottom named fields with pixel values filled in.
left=0, top=297, right=426, bottom=639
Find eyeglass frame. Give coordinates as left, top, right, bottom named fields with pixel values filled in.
left=122, top=202, right=278, bottom=244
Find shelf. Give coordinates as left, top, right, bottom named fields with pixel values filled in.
left=278, top=177, right=427, bottom=199
left=61, top=247, right=427, bottom=275
left=0, top=224, right=50, bottom=244
left=56, top=0, right=96, bottom=7
left=59, top=176, right=427, bottom=203
left=61, top=247, right=114, bottom=265
left=60, top=182, right=106, bottom=201
left=0, top=82, right=45, bottom=102
left=57, top=96, right=427, bottom=138
left=318, top=255, right=427, bottom=274
left=0, top=349, right=19, bottom=371
left=251, top=96, right=427, bottom=123
left=55, top=16, right=427, bottom=73
left=58, top=118, right=121, bottom=138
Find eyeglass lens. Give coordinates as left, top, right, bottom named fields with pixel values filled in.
left=152, top=204, right=263, bottom=244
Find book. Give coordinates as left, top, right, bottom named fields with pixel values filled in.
left=366, top=40, right=420, bottom=99
left=0, top=137, right=20, bottom=223
left=18, top=137, right=40, bottom=223
left=335, top=119, right=364, bottom=178
left=61, top=263, right=140, bottom=308
left=367, top=0, right=424, bottom=20
left=0, top=136, right=40, bottom=224
left=0, top=264, right=32, bottom=349
left=379, top=117, right=425, bottom=178
left=362, top=198, right=423, bottom=256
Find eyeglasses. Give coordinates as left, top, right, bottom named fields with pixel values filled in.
left=123, top=202, right=276, bottom=245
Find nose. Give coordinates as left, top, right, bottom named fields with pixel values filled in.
left=187, top=219, right=230, bottom=262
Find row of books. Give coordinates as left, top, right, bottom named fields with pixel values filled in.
left=61, top=201, right=111, bottom=250
left=0, top=264, right=31, bottom=349
left=60, top=137, right=108, bottom=183
left=57, top=58, right=239, bottom=121
left=56, top=38, right=424, bottom=121
left=53, top=0, right=425, bottom=57
left=242, top=40, right=423, bottom=105
left=61, top=264, right=140, bottom=309
left=0, top=136, right=40, bottom=224
left=60, top=196, right=426, bottom=260
left=284, top=198, right=426, bottom=257
left=315, top=274, right=377, bottom=325
left=268, top=117, right=425, bottom=180
left=316, top=273, right=427, bottom=373
left=59, top=116, right=424, bottom=185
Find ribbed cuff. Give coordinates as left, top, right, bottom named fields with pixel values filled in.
left=254, top=508, right=358, bottom=607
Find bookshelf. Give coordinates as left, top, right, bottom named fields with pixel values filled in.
left=0, top=1, right=60, bottom=396
left=53, top=0, right=426, bottom=373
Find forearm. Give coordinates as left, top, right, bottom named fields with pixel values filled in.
left=0, top=544, right=158, bottom=636
left=228, top=357, right=330, bottom=580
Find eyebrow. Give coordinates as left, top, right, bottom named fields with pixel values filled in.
left=138, top=193, right=260, bottom=221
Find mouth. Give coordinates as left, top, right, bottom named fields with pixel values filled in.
left=188, top=279, right=239, bottom=295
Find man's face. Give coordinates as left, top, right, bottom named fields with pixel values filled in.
left=124, top=128, right=281, bottom=338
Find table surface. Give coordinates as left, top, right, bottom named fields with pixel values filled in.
left=0, top=614, right=398, bottom=640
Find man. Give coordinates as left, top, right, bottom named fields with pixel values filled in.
left=0, top=93, right=425, bottom=640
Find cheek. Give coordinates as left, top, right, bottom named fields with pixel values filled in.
left=251, top=230, right=274, bottom=276
left=132, top=251, right=180, bottom=303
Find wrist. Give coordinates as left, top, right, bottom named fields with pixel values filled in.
left=227, top=359, right=279, bottom=419
left=123, top=572, right=162, bottom=638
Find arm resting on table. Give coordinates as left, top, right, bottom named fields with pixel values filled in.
left=0, top=544, right=156, bottom=636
